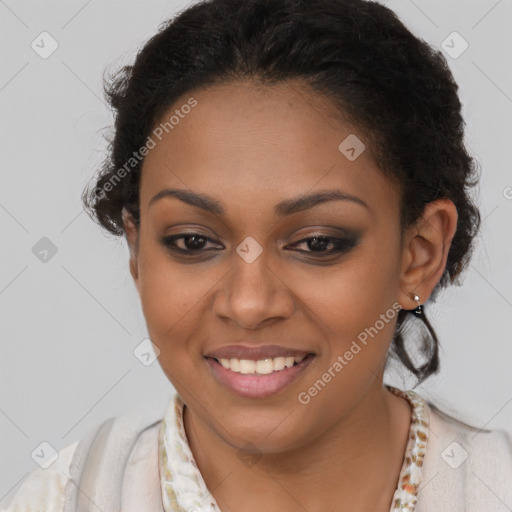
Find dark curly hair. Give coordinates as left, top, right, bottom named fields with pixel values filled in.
left=82, top=0, right=481, bottom=384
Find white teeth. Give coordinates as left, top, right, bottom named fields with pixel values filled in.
left=273, top=356, right=285, bottom=371
left=255, top=359, right=274, bottom=375
left=239, top=359, right=256, bottom=373
left=284, top=356, right=295, bottom=368
left=216, top=354, right=309, bottom=375
left=229, top=358, right=240, bottom=372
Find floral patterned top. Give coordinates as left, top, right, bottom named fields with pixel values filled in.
left=158, top=385, right=430, bottom=512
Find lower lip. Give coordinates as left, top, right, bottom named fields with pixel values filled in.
left=205, top=355, right=315, bottom=398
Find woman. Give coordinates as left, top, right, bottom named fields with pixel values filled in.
left=4, top=0, right=511, bottom=510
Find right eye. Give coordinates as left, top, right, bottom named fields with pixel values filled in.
left=160, top=233, right=224, bottom=254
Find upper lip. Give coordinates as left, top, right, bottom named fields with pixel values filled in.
left=204, top=344, right=314, bottom=361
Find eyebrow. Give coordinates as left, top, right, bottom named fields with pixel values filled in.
left=148, top=188, right=369, bottom=216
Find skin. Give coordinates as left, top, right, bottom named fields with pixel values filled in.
left=123, top=79, right=458, bottom=512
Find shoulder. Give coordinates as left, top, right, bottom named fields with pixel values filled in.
left=1, top=441, right=78, bottom=512
left=417, top=402, right=512, bottom=511
left=1, top=412, right=163, bottom=512
left=121, top=419, right=163, bottom=510
left=427, top=403, right=512, bottom=464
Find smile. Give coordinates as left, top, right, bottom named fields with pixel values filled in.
left=216, top=355, right=307, bottom=375
left=205, top=354, right=316, bottom=398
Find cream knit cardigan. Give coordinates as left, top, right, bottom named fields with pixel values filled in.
left=2, top=399, right=512, bottom=512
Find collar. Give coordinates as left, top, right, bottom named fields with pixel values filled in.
left=158, top=385, right=430, bottom=511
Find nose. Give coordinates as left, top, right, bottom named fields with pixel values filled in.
left=212, top=244, right=295, bottom=330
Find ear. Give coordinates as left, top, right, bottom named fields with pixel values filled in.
left=398, top=199, right=458, bottom=309
left=122, top=207, right=140, bottom=294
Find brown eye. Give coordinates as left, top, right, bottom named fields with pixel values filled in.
left=161, top=233, right=223, bottom=253
left=288, top=235, right=359, bottom=256
left=304, top=236, right=333, bottom=252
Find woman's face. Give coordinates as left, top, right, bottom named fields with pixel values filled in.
left=129, top=80, right=410, bottom=452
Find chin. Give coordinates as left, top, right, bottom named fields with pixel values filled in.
left=213, top=407, right=313, bottom=455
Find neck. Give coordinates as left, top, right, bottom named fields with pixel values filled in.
left=183, top=383, right=412, bottom=512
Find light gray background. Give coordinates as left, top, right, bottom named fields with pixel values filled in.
left=1, top=0, right=511, bottom=505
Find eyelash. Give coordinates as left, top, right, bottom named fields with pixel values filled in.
left=160, top=232, right=358, bottom=259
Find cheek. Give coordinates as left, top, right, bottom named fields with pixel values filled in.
left=136, top=242, right=199, bottom=348
left=293, top=257, right=401, bottom=426
left=301, top=239, right=402, bottom=368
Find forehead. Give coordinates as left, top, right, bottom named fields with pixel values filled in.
left=139, top=80, right=398, bottom=220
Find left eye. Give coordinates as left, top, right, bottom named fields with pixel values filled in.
left=287, top=235, right=357, bottom=255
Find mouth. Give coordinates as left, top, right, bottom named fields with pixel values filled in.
left=204, top=353, right=316, bottom=398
